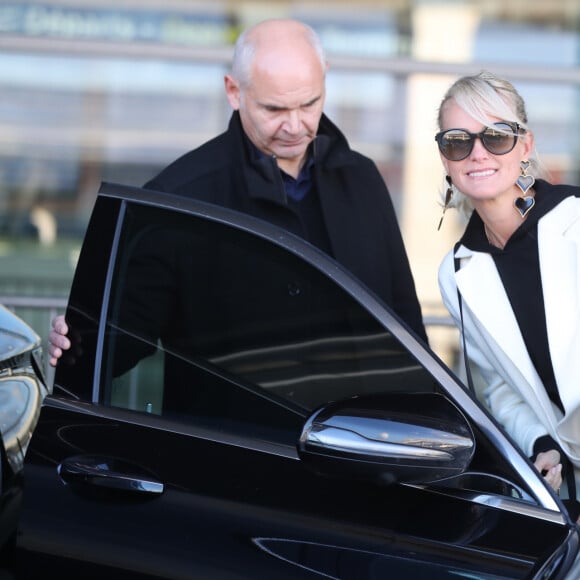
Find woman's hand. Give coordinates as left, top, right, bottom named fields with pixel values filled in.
left=534, top=449, right=562, bottom=493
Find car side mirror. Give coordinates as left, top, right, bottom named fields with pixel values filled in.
left=298, top=392, right=475, bottom=486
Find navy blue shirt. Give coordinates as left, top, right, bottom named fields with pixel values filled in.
left=281, top=155, right=314, bottom=201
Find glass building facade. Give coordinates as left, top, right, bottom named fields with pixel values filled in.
left=0, top=0, right=579, bottom=364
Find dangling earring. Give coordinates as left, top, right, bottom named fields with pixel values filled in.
left=437, top=175, right=453, bottom=231
left=514, top=160, right=535, bottom=218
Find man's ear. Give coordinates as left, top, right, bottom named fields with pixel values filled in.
left=224, top=75, right=240, bottom=110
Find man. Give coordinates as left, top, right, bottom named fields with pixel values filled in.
left=49, top=18, right=426, bottom=366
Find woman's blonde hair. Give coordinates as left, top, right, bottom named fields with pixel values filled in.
left=437, top=70, right=548, bottom=220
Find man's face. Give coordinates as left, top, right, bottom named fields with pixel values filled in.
left=225, top=50, right=326, bottom=175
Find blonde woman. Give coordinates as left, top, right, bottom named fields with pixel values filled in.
left=436, top=70, right=580, bottom=522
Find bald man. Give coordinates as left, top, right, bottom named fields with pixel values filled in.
left=49, top=18, right=426, bottom=366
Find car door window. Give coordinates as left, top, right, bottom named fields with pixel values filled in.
left=99, top=202, right=436, bottom=435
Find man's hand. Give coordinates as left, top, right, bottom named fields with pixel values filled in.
left=48, top=314, right=70, bottom=367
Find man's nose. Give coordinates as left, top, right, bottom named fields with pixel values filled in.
left=283, top=110, right=301, bottom=132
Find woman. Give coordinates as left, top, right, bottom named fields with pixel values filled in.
left=435, top=70, right=580, bottom=521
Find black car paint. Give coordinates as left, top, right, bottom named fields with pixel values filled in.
left=9, top=182, right=580, bottom=579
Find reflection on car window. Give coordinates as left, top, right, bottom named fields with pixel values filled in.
left=101, top=202, right=435, bottom=432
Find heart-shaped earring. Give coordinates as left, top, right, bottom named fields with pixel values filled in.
left=516, top=159, right=535, bottom=195
left=514, top=196, right=535, bottom=218
left=516, top=174, right=534, bottom=194
left=514, top=159, right=535, bottom=218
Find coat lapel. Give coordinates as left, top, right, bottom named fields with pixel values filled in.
left=456, top=196, right=580, bottom=415
left=538, top=197, right=580, bottom=412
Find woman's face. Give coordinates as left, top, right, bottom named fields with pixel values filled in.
left=438, top=99, right=534, bottom=207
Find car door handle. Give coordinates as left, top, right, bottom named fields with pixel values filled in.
left=58, top=455, right=164, bottom=495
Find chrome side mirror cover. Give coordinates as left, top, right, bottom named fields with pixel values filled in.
left=298, top=392, right=475, bottom=486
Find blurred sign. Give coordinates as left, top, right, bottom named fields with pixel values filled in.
left=0, top=2, right=233, bottom=46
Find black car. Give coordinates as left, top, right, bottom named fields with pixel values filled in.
left=0, top=304, right=46, bottom=567
left=10, top=182, right=580, bottom=578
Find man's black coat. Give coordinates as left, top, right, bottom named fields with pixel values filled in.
left=145, top=111, right=426, bottom=342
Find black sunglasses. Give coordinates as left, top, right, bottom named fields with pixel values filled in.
left=435, top=121, right=522, bottom=161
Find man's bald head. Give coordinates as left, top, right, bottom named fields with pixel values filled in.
left=231, top=19, right=327, bottom=89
